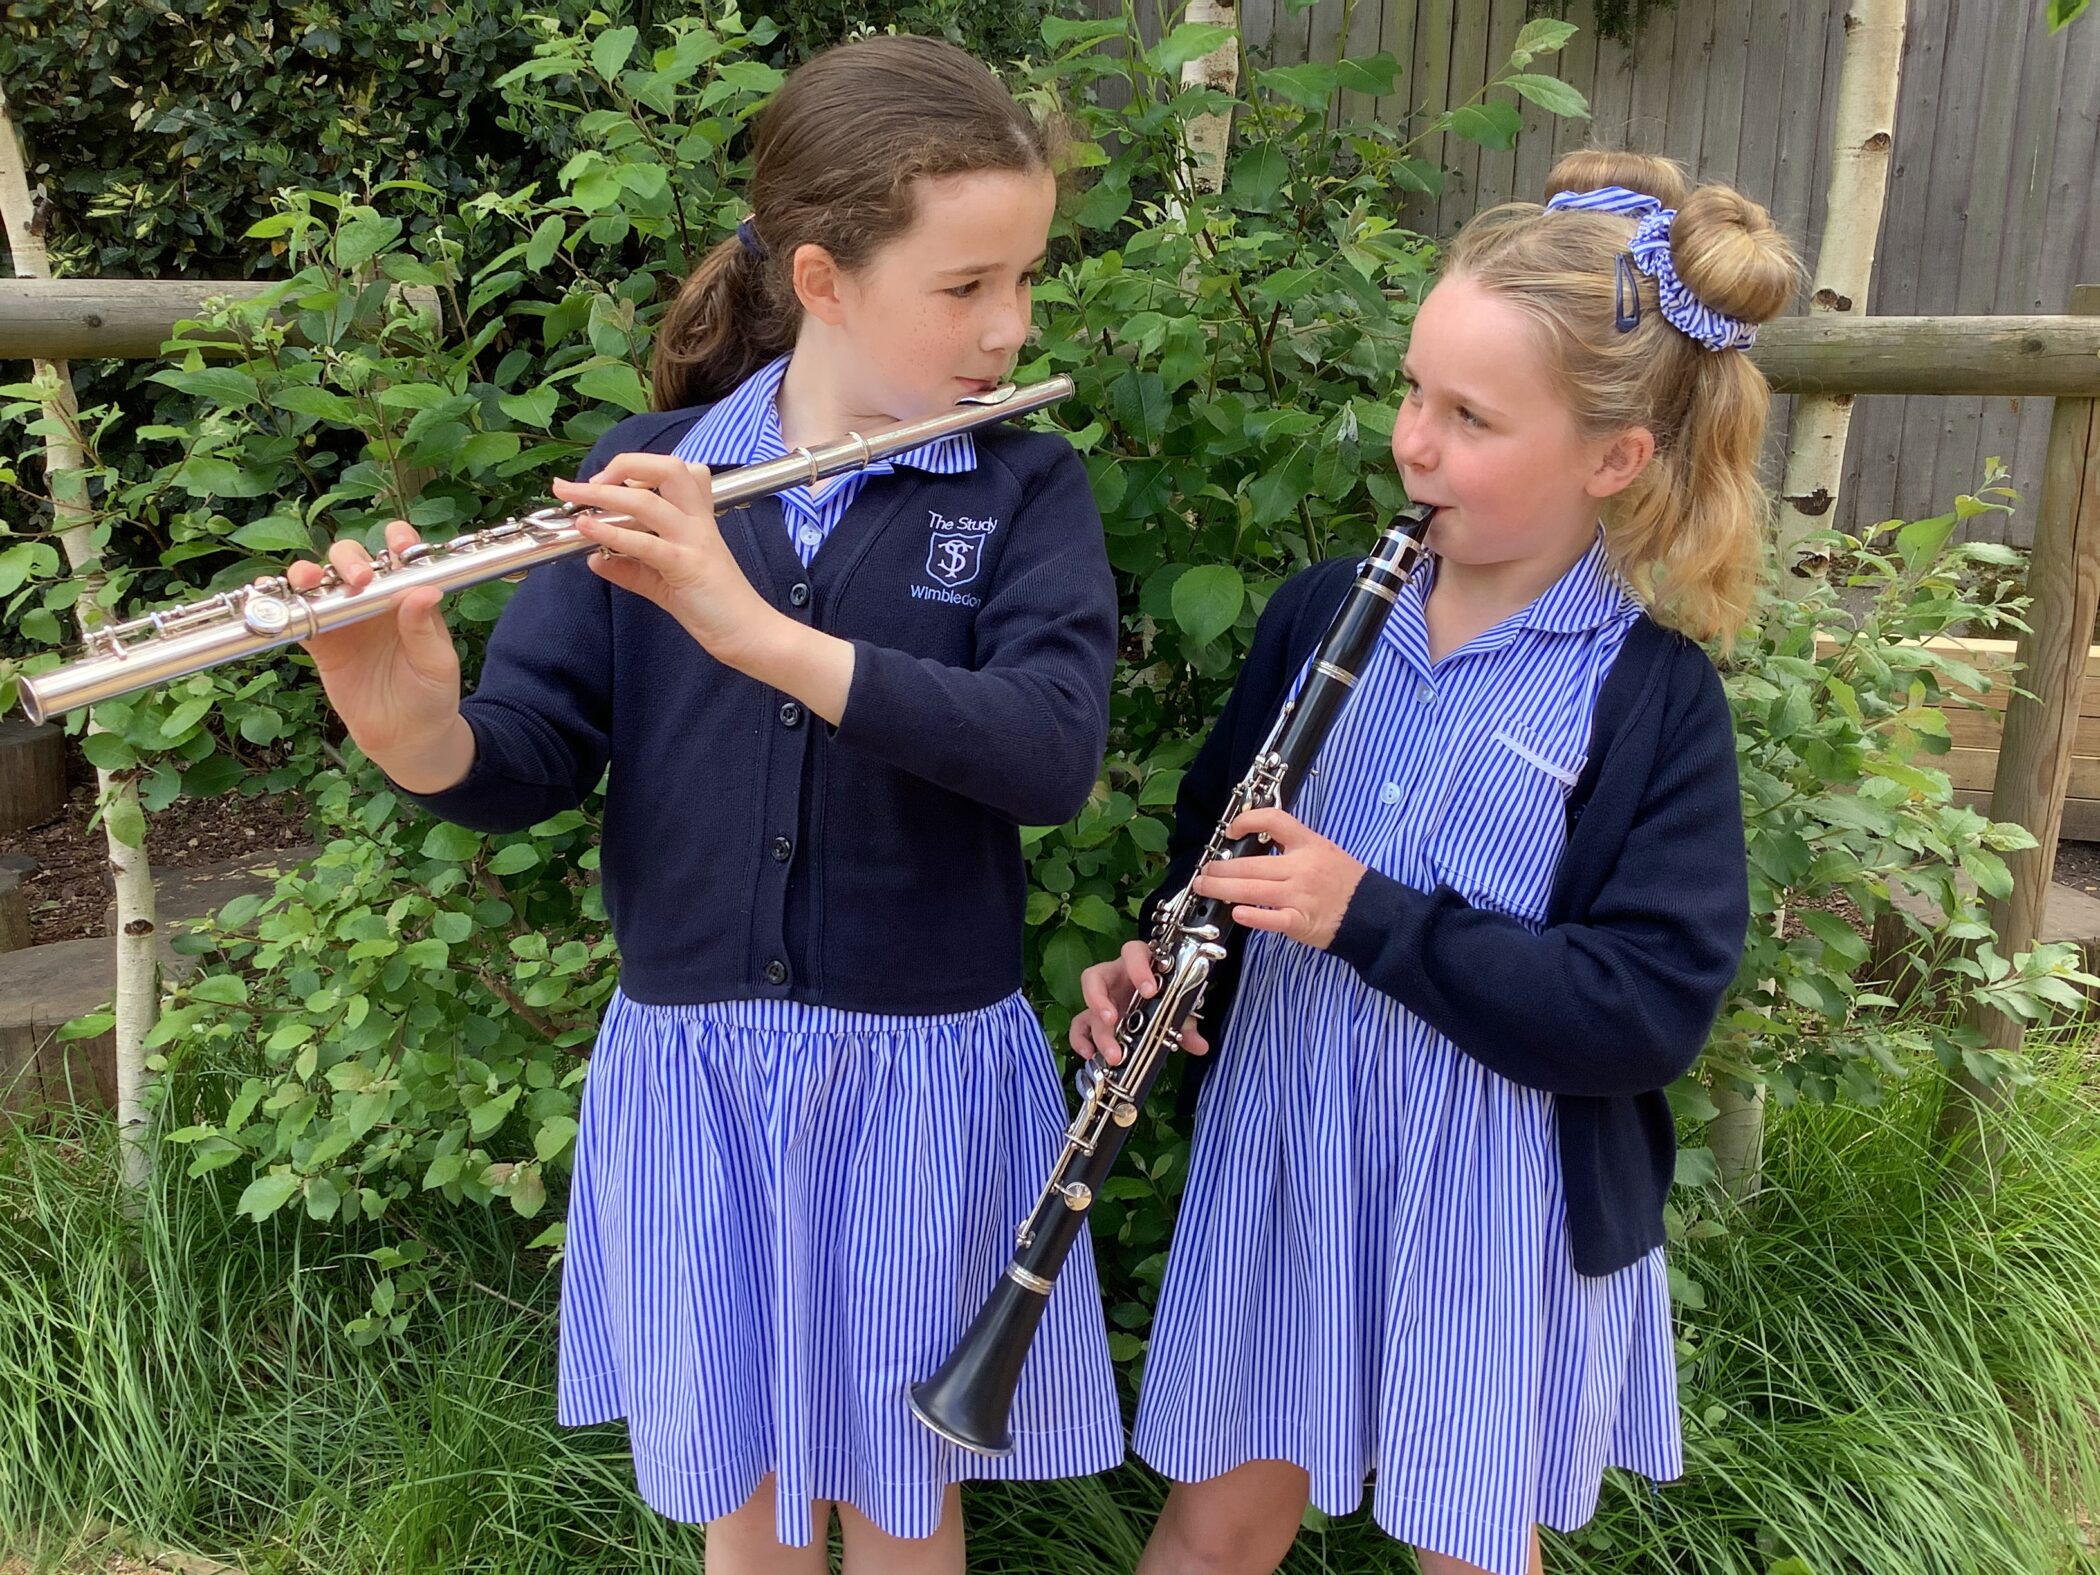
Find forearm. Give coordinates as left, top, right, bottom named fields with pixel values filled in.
left=732, top=612, right=856, bottom=725
left=367, top=713, right=477, bottom=795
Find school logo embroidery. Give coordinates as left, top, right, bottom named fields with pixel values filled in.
left=923, top=509, right=998, bottom=590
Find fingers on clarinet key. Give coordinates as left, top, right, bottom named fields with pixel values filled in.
left=1122, top=938, right=1156, bottom=996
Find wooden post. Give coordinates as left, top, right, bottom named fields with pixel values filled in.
left=0, top=278, right=441, bottom=361
left=1940, top=283, right=2100, bottom=1177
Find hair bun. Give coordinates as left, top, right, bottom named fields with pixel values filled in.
left=1668, top=183, right=1803, bottom=326
left=1543, top=148, right=1690, bottom=209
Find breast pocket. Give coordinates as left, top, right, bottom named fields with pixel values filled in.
left=1426, top=725, right=1583, bottom=929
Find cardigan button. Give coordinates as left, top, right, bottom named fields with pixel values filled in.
left=764, top=959, right=789, bottom=986
left=779, top=701, right=803, bottom=728
left=770, top=835, right=793, bottom=862
left=788, top=582, right=811, bottom=608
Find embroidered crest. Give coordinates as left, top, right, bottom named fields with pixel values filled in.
left=924, top=509, right=998, bottom=589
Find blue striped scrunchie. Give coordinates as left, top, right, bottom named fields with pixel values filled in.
left=1543, top=186, right=1759, bottom=351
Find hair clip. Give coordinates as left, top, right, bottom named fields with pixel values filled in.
left=736, top=216, right=768, bottom=261
left=1614, top=252, right=1642, bottom=333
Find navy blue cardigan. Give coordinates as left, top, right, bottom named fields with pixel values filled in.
left=1147, top=558, right=1750, bottom=1276
left=395, top=405, right=1118, bottom=1013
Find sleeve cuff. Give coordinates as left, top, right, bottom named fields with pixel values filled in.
left=1327, top=867, right=1419, bottom=978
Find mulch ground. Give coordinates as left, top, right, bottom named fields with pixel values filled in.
left=1, top=744, right=312, bottom=946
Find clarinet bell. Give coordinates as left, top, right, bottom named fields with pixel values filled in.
left=908, top=1270, right=1054, bottom=1456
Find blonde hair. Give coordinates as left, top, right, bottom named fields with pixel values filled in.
left=1438, top=150, right=1803, bottom=644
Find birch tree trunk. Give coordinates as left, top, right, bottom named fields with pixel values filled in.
left=1719, top=0, right=1905, bottom=1200
left=1775, top=0, right=1907, bottom=565
left=1172, top=0, right=1240, bottom=211
left=0, top=81, right=159, bottom=1189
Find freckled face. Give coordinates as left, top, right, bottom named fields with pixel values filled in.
left=1391, top=274, right=1608, bottom=573
left=827, top=168, right=1057, bottom=422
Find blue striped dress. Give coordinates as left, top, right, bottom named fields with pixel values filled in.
left=555, top=357, right=1124, bottom=1545
left=1132, top=535, right=1684, bottom=1575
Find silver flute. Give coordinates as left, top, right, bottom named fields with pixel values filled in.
left=15, top=376, right=1074, bottom=724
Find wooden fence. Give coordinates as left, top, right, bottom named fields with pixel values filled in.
left=1097, top=0, right=2100, bottom=546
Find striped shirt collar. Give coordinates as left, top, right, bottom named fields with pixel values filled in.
left=676, top=355, right=978, bottom=479
left=1402, top=527, right=1637, bottom=645
left=1529, top=530, right=1640, bottom=633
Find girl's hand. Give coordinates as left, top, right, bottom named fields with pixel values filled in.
left=1193, top=807, right=1369, bottom=951
left=283, top=519, right=464, bottom=766
left=552, top=454, right=780, bottom=666
left=1069, top=939, right=1212, bottom=1066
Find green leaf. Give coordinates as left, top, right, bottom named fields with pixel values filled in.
left=534, top=1116, right=580, bottom=1164
left=1510, top=17, right=1579, bottom=61
left=1227, top=142, right=1289, bottom=211
left=509, top=1165, right=548, bottom=1218
left=591, top=25, right=638, bottom=79
left=525, top=216, right=566, bottom=272
left=271, top=385, right=359, bottom=423
left=173, top=455, right=271, bottom=498
left=1068, top=894, right=1122, bottom=935
left=1042, top=15, right=1124, bottom=53
left=1172, top=564, right=1246, bottom=646
left=498, top=385, right=560, bottom=428
left=79, top=732, right=135, bottom=771
left=1335, top=51, right=1401, bottom=96
left=421, top=822, right=483, bottom=862
left=158, top=696, right=213, bottom=740
left=1448, top=102, right=1523, bottom=150
left=400, top=938, right=450, bottom=970
left=2048, top=0, right=2090, bottom=31
left=575, top=363, right=651, bottom=415
left=237, top=1170, right=302, bottom=1220
left=1109, top=369, right=1171, bottom=447
left=1139, top=768, right=1185, bottom=808
left=106, top=795, right=147, bottom=849
left=1148, top=22, right=1236, bottom=74
left=1041, top=926, right=1094, bottom=1008
left=1673, top=1144, right=1719, bottom=1189
left=231, top=517, right=318, bottom=554
left=1503, top=73, right=1589, bottom=119
left=189, top=974, right=250, bottom=1006
left=468, top=1083, right=522, bottom=1139
left=487, top=843, right=542, bottom=875
left=332, top=214, right=404, bottom=271
left=150, top=367, right=260, bottom=410
left=1896, top=511, right=1958, bottom=568
left=1258, top=62, right=1340, bottom=110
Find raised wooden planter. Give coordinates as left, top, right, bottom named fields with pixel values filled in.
left=1873, top=635, right=2100, bottom=841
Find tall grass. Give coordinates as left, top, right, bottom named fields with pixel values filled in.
left=3, top=1047, right=2097, bottom=1574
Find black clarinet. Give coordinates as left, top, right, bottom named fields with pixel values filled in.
left=908, top=503, right=1437, bottom=1455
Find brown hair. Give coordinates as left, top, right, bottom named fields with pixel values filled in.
left=1440, top=149, right=1803, bottom=644
left=651, top=35, right=1055, bottom=411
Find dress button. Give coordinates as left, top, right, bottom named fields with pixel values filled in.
left=788, top=582, right=811, bottom=608
left=797, top=524, right=823, bottom=549
left=1379, top=781, right=1403, bottom=806
left=1416, top=681, right=1436, bottom=705
left=771, top=835, right=793, bottom=862
left=764, top=959, right=789, bottom=986
left=779, top=701, right=803, bottom=728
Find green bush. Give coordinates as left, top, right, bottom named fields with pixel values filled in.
left=4, top=6, right=2089, bottom=1377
